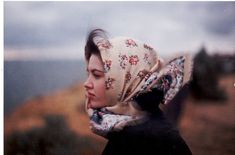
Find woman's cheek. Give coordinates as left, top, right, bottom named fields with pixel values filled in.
left=92, top=77, right=106, bottom=106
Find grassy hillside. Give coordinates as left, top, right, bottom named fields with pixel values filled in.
left=4, top=82, right=106, bottom=155
left=179, top=74, right=235, bottom=155
left=4, top=75, right=235, bottom=155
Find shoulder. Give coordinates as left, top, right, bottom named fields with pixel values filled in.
left=103, top=113, right=192, bottom=155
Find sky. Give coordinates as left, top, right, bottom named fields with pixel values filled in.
left=4, top=1, right=235, bottom=60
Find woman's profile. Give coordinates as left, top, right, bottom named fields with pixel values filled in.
left=84, top=29, right=192, bottom=155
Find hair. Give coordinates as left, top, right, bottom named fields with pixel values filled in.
left=85, top=29, right=107, bottom=61
left=134, top=88, right=165, bottom=113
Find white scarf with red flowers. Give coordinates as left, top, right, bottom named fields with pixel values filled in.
left=86, top=37, right=192, bottom=138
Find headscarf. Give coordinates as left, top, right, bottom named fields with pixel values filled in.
left=85, top=36, right=192, bottom=137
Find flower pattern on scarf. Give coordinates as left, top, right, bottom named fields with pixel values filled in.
left=118, top=54, right=128, bottom=69
left=144, top=53, right=151, bottom=65
left=126, top=39, right=138, bottom=47
left=137, top=70, right=149, bottom=79
left=155, top=56, right=185, bottom=104
left=143, top=44, right=153, bottom=51
left=105, top=77, right=115, bottom=90
left=155, top=75, right=172, bottom=93
left=144, top=72, right=153, bottom=81
left=129, top=55, right=139, bottom=65
left=90, top=108, right=143, bottom=137
left=125, top=71, right=132, bottom=83
left=140, top=72, right=158, bottom=91
left=103, top=60, right=112, bottom=73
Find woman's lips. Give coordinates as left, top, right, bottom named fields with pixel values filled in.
left=85, top=92, right=95, bottom=99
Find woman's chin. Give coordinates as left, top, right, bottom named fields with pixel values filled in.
left=90, top=102, right=105, bottom=109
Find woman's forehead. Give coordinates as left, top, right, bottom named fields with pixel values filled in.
left=87, top=54, right=104, bottom=70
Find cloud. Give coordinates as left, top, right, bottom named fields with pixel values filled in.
left=4, top=2, right=89, bottom=48
left=183, top=2, right=235, bottom=36
left=4, top=1, right=235, bottom=60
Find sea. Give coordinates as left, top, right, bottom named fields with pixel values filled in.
left=4, top=60, right=86, bottom=115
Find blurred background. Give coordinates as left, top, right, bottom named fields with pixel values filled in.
left=4, top=1, right=235, bottom=155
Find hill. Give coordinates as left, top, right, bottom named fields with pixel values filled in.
left=4, top=74, right=235, bottom=155
left=4, top=82, right=106, bottom=155
left=179, top=74, right=235, bottom=155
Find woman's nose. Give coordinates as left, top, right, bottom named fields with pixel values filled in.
left=84, top=77, right=93, bottom=89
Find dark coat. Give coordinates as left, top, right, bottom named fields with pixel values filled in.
left=102, top=109, right=192, bottom=155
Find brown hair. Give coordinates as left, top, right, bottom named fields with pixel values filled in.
left=84, top=29, right=107, bottom=61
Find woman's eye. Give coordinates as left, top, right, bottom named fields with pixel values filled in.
left=93, top=74, right=101, bottom=79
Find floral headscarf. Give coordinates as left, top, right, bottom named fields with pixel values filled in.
left=85, top=37, right=192, bottom=137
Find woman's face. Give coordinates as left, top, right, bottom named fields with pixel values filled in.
left=84, top=54, right=107, bottom=109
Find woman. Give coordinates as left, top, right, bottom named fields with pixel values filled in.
left=84, top=29, right=192, bottom=155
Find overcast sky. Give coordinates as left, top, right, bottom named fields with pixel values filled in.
left=4, top=1, right=235, bottom=60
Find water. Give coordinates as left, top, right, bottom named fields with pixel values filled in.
left=4, top=60, right=86, bottom=115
